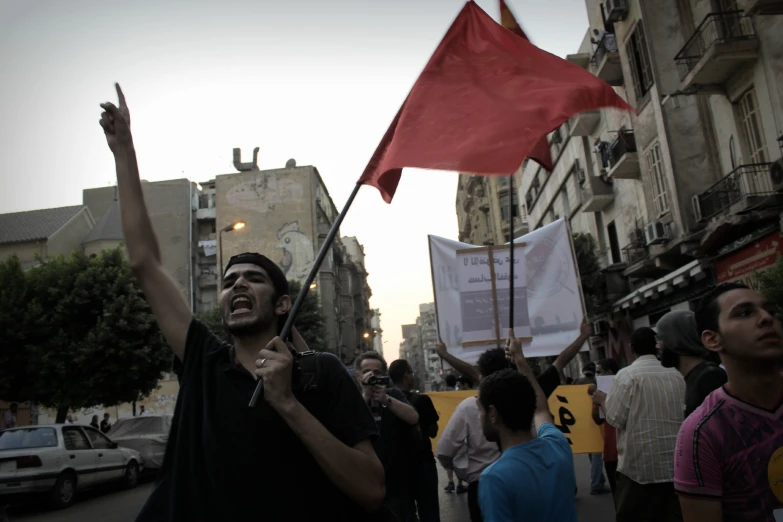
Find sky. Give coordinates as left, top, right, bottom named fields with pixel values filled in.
left=0, top=0, right=589, bottom=361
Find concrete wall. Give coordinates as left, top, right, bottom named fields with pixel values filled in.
left=83, top=239, right=123, bottom=258
left=0, top=240, right=46, bottom=266
left=84, top=180, right=195, bottom=310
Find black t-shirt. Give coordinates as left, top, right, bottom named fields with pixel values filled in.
left=684, top=361, right=727, bottom=417
left=370, top=388, right=417, bottom=496
left=404, top=391, right=440, bottom=461
left=100, top=420, right=111, bottom=433
left=135, top=319, right=379, bottom=522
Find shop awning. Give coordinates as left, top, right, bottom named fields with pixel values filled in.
left=612, top=260, right=710, bottom=313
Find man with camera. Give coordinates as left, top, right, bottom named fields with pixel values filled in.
left=99, top=84, right=385, bottom=521
left=355, top=353, right=420, bottom=522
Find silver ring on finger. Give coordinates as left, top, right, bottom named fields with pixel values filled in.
left=259, top=358, right=267, bottom=368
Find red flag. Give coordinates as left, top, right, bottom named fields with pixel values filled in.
left=498, top=0, right=552, bottom=172
left=358, top=1, right=632, bottom=203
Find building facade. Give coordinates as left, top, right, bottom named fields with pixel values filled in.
left=512, top=0, right=782, bottom=363
left=456, top=173, right=529, bottom=246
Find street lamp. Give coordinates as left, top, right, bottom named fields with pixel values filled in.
left=363, top=332, right=370, bottom=339
left=218, top=221, right=246, bottom=292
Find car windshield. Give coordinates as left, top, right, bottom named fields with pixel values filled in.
left=0, top=428, right=58, bottom=450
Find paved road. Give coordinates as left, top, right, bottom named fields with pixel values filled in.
left=9, top=456, right=615, bottom=521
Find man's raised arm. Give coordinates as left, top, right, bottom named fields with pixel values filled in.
left=100, top=84, right=192, bottom=360
left=505, top=330, right=553, bottom=431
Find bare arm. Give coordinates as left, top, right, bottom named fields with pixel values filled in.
left=388, top=396, right=419, bottom=426
left=506, top=330, right=552, bottom=431
left=435, top=341, right=481, bottom=384
left=680, top=498, right=722, bottom=522
left=552, top=322, right=591, bottom=372
left=100, top=84, right=191, bottom=360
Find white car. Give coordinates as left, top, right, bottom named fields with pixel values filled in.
left=0, top=424, right=143, bottom=508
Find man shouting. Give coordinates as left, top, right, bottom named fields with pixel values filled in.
left=99, top=84, right=384, bottom=521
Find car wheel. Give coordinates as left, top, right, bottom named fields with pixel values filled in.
left=49, top=471, right=77, bottom=509
left=123, top=461, right=139, bottom=489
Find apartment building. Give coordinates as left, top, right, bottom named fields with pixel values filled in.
left=514, top=0, right=782, bottom=362
left=456, top=173, right=529, bottom=246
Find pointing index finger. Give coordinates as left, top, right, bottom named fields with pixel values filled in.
left=115, top=83, right=127, bottom=108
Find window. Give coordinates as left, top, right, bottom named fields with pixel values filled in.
left=646, top=142, right=669, bottom=215
left=0, top=428, right=57, bottom=450
left=84, top=427, right=113, bottom=449
left=607, top=221, right=621, bottom=264
left=499, top=194, right=519, bottom=221
left=738, top=88, right=768, bottom=164
left=561, top=188, right=571, bottom=217
left=626, top=24, right=654, bottom=102
left=62, top=427, right=91, bottom=451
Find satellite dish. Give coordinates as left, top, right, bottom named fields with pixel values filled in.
left=286, top=159, right=297, bottom=168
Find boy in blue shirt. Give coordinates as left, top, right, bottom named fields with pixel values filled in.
left=477, top=330, right=577, bottom=522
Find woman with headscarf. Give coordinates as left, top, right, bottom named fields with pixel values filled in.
left=657, top=309, right=727, bottom=417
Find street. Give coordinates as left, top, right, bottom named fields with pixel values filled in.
left=8, top=455, right=615, bottom=522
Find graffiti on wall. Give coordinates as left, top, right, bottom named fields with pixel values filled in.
left=276, top=221, right=315, bottom=281
left=226, top=176, right=304, bottom=214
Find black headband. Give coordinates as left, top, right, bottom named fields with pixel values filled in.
left=224, top=252, right=289, bottom=298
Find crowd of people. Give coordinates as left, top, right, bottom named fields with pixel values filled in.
left=88, top=85, right=783, bottom=521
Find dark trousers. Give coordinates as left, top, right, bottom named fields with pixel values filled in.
left=385, top=491, right=415, bottom=522
left=467, top=480, right=482, bottom=522
left=605, top=460, right=617, bottom=494
left=615, top=473, right=682, bottom=522
left=412, top=458, right=440, bottom=522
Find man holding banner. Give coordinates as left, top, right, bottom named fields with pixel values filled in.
left=477, top=331, right=577, bottom=522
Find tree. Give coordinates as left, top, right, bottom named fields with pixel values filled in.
left=759, top=255, right=783, bottom=316
left=23, top=248, right=171, bottom=422
left=573, top=232, right=610, bottom=319
left=196, top=279, right=328, bottom=351
left=0, top=256, right=33, bottom=400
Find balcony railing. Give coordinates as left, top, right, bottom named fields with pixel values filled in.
left=622, top=235, right=648, bottom=266
left=674, top=11, right=756, bottom=81
left=695, top=163, right=774, bottom=221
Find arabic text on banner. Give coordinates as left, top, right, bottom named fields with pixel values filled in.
left=429, top=218, right=586, bottom=363
left=427, top=385, right=603, bottom=455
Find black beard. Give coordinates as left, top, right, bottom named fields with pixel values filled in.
left=659, top=347, right=680, bottom=369
left=225, top=317, right=267, bottom=338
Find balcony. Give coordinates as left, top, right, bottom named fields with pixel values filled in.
left=694, top=163, right=775, bottom=222
left=580, top=175, right=614, bottom=212
left=590, top=35, right=623, bottom=86
left=603, top=130, right=639, bottom=179
left=674, top=11, right=759, bottom=93
left=196, top=207, right=216, bottom=220
left=744, top=0, right=783, bottom=16
left=569, top=110, right=601, bottom=137
left=622, top=235, right=659, bottom=278
left=496, top=177, right=510, bottom=194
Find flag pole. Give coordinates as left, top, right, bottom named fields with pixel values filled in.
left=507, top=174, right=515, bottom=334
left=249, top=182, right=364, bottom=407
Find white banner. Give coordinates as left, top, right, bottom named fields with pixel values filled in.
left=455, top=244, right=530, bottom=346
left=429, top=218, right=586, bottom=363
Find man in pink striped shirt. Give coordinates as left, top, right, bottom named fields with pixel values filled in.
left=674, top=283, right=783, bottom=522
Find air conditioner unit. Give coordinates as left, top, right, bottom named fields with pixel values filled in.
left=591, top=321, right=606, bottom=336
left=606, top=0, right=629, bottom=22
left=577, top=169, right=587, bottom=184
left=770, top=158, right=783, bottom=191
left=644, top=221, right=670, bottom=246
left=691, top=195, right=704, bottom=222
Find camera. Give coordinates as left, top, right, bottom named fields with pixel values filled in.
left=366, top=375, right=390, bottom=386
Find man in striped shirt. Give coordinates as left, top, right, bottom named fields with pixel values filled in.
left=592, top=327, right=686, bottom=522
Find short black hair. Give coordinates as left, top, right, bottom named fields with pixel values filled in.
left=479, top=369, right=536, bottom=432
left=695, top=282, right=750, bottom=334
left=457, top=375, right=475, bottom=388
left=477, top=348, right=512, bottom=378
left=584, top=361, right=596, bottom=374
left=630, top=327, right=657, bottom=356
left=388, top=359, right=410, bottom=384
left=598, top=358, right=619, bottom=375
left=444, top=375, right=457, bottom=387
left=354, top=351, right=388, bottom=374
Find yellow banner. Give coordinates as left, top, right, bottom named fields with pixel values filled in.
left=426, top=384, right=603, bottom=455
